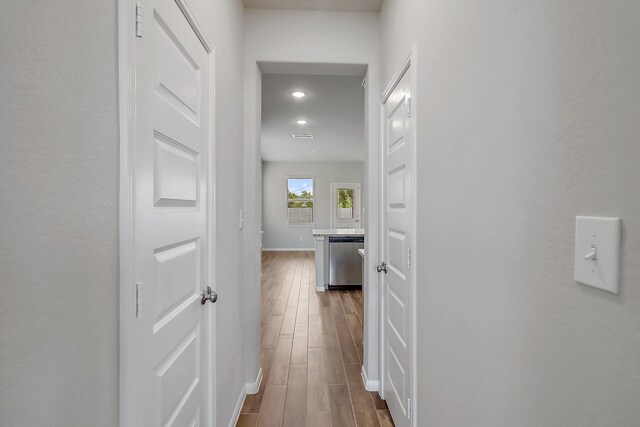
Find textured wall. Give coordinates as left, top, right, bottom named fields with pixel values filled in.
left=380, top=0, right=640, bottom=425
left=262, top=161, right=365, bottom=249
left=0, top=0, right=247, bottom=425
left=0, top=1, right=119, bottom=425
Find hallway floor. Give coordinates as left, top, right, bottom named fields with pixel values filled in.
left=238, top=251, right=394, bottom=427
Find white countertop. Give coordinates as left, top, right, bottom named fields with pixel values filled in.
left=312, top=228, right=365, bottom=237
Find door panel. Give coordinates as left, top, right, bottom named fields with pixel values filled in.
left=382, top=70, right=413, bottom=427
left=154, top=136, right=199, bottom=208
left=387, top=229, right=406, bottom=279
left=153, top=239, right=199, bottom=321
left=386, top=166, right=406, bottom=209
left=154, top=328, right=200, bottom=425
left=153, top=0, right=202, bottom=124
left=387, top=346, right=406, bottom=406
left=132, top=0, right=213, bottom=425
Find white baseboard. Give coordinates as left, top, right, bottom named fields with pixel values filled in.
left=227, top=368, right=263, bottom=427
left=246, top=367, right=263, bottom=394
left=315, top=286, right=327, bottom=292
left=262, top=248, right=315, bottom=252
left=361, top=365, right=380, bottom=392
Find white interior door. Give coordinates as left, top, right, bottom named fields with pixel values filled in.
left=330, top=182, right=362, bottom=229
left=381, top=68, right=413, bottom=427
left=131, top=0, right=214, bottom=425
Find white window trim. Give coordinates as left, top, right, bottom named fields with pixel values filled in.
left=285, top=175, right=315, bottom=226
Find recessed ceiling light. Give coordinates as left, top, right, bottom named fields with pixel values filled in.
left=291, top=91, right=306, bottom=98
left=296, top=120, right=307, bottom=125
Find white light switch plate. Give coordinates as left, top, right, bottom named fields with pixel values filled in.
left=574, top=216, right=621, bottom=294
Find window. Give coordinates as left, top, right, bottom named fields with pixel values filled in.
left=336, top=188, right=354, bottom=219
left=287, top=177, right=314, bottom=224
left=330, top=183, right=361, bottom=229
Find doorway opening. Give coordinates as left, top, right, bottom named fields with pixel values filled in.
left=239, top=61, right=394, bottom=425
left=260, top=67, right=366, bottom=251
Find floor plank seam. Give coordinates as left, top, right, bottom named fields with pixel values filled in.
left=248, top=252, right=393, bottom=427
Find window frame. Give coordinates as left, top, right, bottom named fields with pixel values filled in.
left=285, top=176, right=316, bottom=226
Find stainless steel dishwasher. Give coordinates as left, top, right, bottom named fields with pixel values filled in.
left=328, top=236, right=364, bottom=288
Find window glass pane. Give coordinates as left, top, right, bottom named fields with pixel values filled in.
left=287, top=200, right=313, bottom=209
left=287, top=201, right=313, bottom=223
left=287, top=178, right=313, bottom=224
left=287, top=178, right=314, bottom=199
left=337, top=188, right=354, bottom=219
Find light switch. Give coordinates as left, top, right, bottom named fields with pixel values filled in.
left=574, top=216, right=621, bottom=294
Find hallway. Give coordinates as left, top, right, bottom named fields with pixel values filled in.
left=238, top=252, right=394, bottom=427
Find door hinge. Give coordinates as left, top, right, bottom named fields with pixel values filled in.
left=406, top=97, right=412, bottom=118
left=136, top=283, right=143, bottom=317
left=135, top=2, right=143, bottom=37
left=407, top=398, right=412, bottom=419
left=407, top=249, right=412, bottom=269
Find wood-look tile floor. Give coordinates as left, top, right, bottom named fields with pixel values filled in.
left=238, top=251, right=394, bottom=427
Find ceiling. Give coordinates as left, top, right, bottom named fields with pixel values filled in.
left=243, top=0, right=383, bottom=13
left=261, top=73, right=365, bottom=162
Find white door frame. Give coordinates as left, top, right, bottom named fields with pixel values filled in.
left=117, top=1, right=217, bottom=425
left=379, top=45, right=418, bottom=425
left=330, top=182, right=362, bottom=229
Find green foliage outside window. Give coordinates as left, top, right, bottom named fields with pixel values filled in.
left=287, top=178, right=314, bottom=223
left=337, top=189, right=353, bottom=208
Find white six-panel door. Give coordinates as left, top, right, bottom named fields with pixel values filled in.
left=131, top=0, right=214, bottom=425
left=382, top=69, right=413, bottom=427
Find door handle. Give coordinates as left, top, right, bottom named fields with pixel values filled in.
left=200, top=286, right=218, bottom=305
left=376, top=262, right=387, bottom=273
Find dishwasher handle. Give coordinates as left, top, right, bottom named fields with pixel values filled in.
left=329, top=236, right=364, bottom=243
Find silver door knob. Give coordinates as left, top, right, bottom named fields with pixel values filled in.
left=376, top=262, right=387, bottom=273
left=201, top=286, right=218, bottom=305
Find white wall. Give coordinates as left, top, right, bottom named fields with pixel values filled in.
left=262, top=161, right=365, bottom=249
left=244, top=8, right=382, bottom=386
left=0, top=1, right=247, bottom=426
left=0, top=2, right=118, bottom=424
left=380, top=1, right=640, bottom=425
